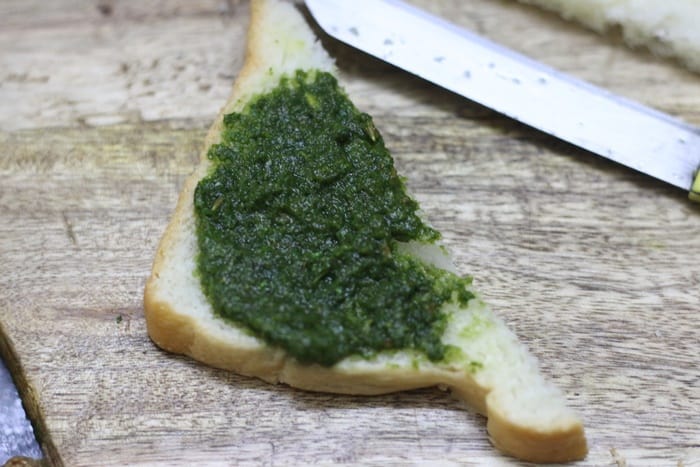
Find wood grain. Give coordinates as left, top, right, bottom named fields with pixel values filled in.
left=1, top=0, right=699, bottom=465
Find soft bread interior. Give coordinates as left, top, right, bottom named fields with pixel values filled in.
left=144, top=0, right=586, bottom=462
left=519, top=0, right=700, bottom=72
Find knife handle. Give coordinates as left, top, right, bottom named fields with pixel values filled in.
left=690, top=167, right=700, bottom=203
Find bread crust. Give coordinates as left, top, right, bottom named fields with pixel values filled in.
left=487, top=401, right=588, bottom=463
left=144, top=0, right=587, bottom=462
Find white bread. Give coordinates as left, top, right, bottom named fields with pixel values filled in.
left=144, top=0, right=587, bottom=462
left=518, top=0, right=700, bottom=72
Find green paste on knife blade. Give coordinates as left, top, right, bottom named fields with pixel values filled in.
left=194, top=70, right=474, bottom=366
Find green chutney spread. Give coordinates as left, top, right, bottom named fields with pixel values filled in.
left=194, top=70, right=474, bottom=366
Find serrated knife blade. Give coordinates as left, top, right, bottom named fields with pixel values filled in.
left=305, top=0, right=700, bottom=200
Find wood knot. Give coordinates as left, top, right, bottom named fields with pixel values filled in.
left=97, top=2, right=113, bottom=17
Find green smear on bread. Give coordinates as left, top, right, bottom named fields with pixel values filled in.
left=194, top=70, right=474, bottom=366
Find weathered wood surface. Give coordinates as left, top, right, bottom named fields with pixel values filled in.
left=1, top=0, right=699, bottom=465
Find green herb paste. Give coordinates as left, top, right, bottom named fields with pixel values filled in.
left=194, top=70, right=474, bottom=366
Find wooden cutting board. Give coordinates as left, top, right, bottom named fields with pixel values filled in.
left=1, top=0, right=699, bottom=465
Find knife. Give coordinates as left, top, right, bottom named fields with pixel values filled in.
left=0, top=355, right=42, bottom=463
left=304, top=0, right=700, bottom=202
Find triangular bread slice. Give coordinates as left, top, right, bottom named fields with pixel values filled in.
left=518, top=0, right=700, bottom=73
left=144, top=0, right=587, bottom=462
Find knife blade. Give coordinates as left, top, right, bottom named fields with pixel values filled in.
left=305, top=0, right=700, bottom=200
left=0, top=356, right=42, bottom=463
